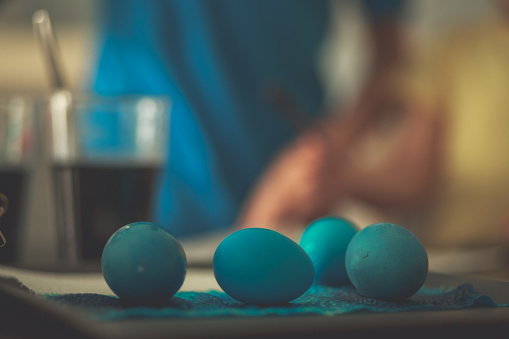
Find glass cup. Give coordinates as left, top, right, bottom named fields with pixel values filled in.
left=0, top=96, right=35, bottom=264
left=45, top=91, right=170, bottom=268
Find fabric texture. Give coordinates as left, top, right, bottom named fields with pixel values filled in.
left=44, top=283, right=504, bottom=321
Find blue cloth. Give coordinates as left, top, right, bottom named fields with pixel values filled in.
left=44, top=283, right=504, bottom=321
left=92, top=0, right=404, bottom=236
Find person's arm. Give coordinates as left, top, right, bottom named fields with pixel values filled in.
left=343, top=0, right=408, bottom=143
left=344, top=101, right=444, bottom=209
left=236, top=117, right=352, bottom=232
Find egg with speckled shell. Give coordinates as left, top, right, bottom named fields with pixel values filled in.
left=213, top=228, right=314, bottom=305
left=101, top=222, right=187, bottom=304
left=345, top=223, right=428, bottom=300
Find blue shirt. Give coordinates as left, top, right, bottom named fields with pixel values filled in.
left=92, top=0, right=403, bottom=237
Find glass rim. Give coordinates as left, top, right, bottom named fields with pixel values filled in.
left=0, top=91, right=172, bottom=105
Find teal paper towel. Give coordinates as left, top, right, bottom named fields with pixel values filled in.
left=44, top=283, right=506, bottom=321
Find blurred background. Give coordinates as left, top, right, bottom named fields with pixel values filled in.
left=0, top=0, right=502, bottom=269
left=0, top=0, right=496, bottom=102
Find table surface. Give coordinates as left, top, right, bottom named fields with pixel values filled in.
left=2, top=264, right=509, bottom=339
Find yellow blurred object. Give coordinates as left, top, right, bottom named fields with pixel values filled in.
left=407, top=14, right=509, bottom=248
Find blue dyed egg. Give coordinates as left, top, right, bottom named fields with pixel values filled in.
left=345, top=223, right=428, bottom=300
left=101, top=222, right=187, bottom=303
left=213, top=228, right=314, bottom=305
left=300, top=216, right=357, bottom=286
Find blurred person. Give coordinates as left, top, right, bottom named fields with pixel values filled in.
left=241, top=0, right=509, bottom=262
left=92, top=0, right=407, bottom=238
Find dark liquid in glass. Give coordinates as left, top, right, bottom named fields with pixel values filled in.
left=0, top=167, right=27, bottom=264
left=53, top=163, right=160, bottom=261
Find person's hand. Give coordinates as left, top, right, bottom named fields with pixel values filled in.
left=236, top=118, right=349, bottom=235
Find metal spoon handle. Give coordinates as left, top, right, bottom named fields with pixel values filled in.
left=32, top=10, right=68, bottom=90
left=33, top=10, right=79, bottom=268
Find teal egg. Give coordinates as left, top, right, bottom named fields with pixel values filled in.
left=101, top=222, right=187, bottom=304
left=213, top=228, right=314, bottom=305
left=300, top=216, right=357, bottom=286
left=345, top=223, right=428, bottom=300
